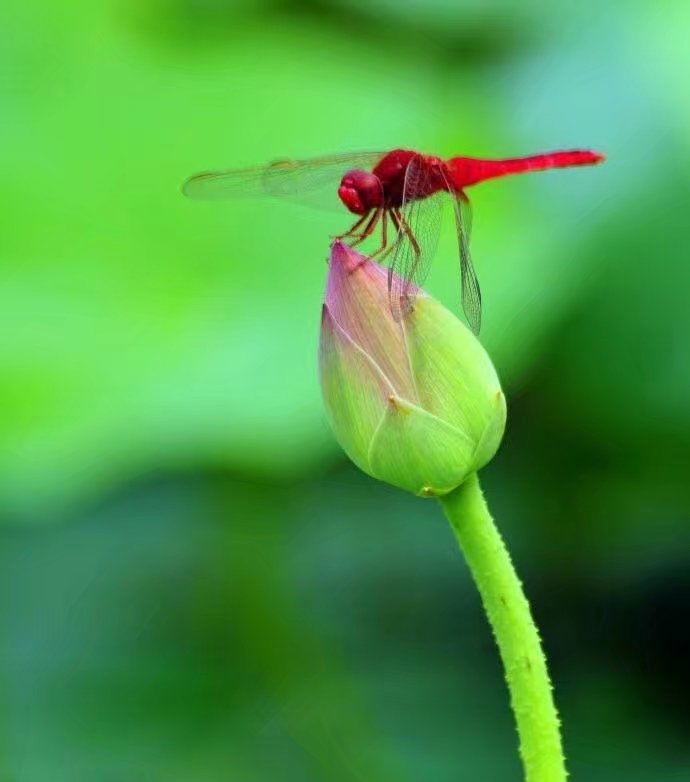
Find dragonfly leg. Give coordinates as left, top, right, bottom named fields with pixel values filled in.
left=396, top=209, right=421, bottom=255
left=371, top=210, right=389, bottom=258
left=374, top=210, right=403, bottom=263
left=349, top=208, right=381, bottom=247
left=379, top=209, right=402, bottom=261
left=339, top=212, right=370, bottom=239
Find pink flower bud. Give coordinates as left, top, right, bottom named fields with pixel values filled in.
left=319, top=241, right=506, bottom=496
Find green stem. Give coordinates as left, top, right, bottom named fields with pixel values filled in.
left=440, top=473, right=567, bottom=782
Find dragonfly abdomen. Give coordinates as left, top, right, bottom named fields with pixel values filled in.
left=447, top=150, right=605, bottom=189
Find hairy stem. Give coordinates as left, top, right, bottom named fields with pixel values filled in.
left=440, top=473, right=567, bottom=782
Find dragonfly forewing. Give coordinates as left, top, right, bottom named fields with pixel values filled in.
left=182, top=151, right=386, bottom=212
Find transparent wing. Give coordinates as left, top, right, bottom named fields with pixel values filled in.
left=441, top=177, right=482, bottom=334
left=182, top=151, right=386, bottom=211
left=458, top=189, right=473, bottom=241
left=387, top=156, right=444, bottom=321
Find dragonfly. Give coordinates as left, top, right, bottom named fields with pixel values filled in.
left=183, top=147, right=605, bottom=333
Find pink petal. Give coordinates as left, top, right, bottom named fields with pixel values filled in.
left=324, top=242, right=418, bottom=401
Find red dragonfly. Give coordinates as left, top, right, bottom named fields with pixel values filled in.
left=183, top=148, right=604, bottom=333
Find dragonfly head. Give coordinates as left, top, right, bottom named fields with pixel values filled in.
left=338, top=170, right=383, bottom=215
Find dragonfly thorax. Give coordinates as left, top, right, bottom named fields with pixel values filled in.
left=338, top=170, right=384, bottom=215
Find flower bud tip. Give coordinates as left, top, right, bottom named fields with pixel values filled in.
left=331, top=239, right=366, bottom=275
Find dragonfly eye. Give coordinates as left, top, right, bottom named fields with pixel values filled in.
left=338, top=170, right=383, bottom=214
left=338, top=183, right=366, bottom=215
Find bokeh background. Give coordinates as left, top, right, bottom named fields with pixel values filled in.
left=2, top=1, right=689, bottom=780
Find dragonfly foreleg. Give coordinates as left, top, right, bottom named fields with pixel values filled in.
left=339, top=212, right=370, bottom=239
left=349, top=207, right=381, bottom=247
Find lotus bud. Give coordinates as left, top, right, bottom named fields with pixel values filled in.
left=319, top=241, right=506, bottom=496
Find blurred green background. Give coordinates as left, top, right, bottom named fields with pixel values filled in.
left=2, top=1, right=689, bottom=780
